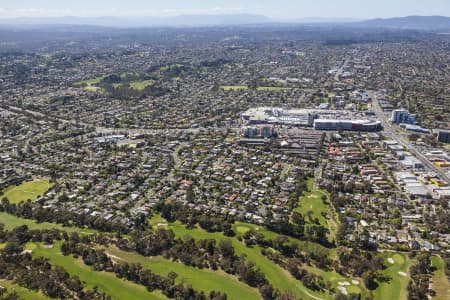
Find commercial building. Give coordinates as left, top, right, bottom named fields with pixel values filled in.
left=391, top=109, right=417, bottom=124
left=313, top=119, right=382, bottom=131
left=242, top=125, right=274, bottom=138
left=438, top=130, right=450, bottom=143
left=400, top=124, right=430, bottom=134
left=242, top=107, right=314, bottom=126
left=242, top=107, right=381, bottom=132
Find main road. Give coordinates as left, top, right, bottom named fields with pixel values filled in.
left=334, top=56, right=351, bottom=81
left=370, top=91, right=450, bottom=183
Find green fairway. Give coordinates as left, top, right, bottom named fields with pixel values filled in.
left=431, top=256, right=450, bottom=300
left=220, top=85, right=248, bottom=91
left=0, top=212, right=97, bottom=234
left=256, top=87, right=291, bottom=91
left=373, top=252, right=412, bottom=300
left=28, top=242, right=168, bottom=300
left=150, top=215, right=335, bottom=300
left=2, top=179, right=53, bottom=204
left=73, top=75, right=106, bottom=90
left=130, top=80, right=155, bottom=90
left=106, top=246, right=261, bottom=300
left=120, top=71, right=139, bottom=79
left=113, top=80, right=155, bottom=90
left=0, top=280, right=52, bottom=300
left=304, top=265, right=364, bottom=297
left=159, top=64, right=184, bottom=71
left=295, top=179, right=328, bottom=227
left=294, top=178, right=338, bottom=242
left=232, top=221, right=331, bottom=257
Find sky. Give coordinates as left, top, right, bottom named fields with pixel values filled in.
left=0, top=0, right=449, bottom=19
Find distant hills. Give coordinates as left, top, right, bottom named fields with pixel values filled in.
left=0, top=14, right=448, bottom=31
left=355, top=16, right=450, bottom=31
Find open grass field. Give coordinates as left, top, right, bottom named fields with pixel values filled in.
left=105, top=246, right=261, bottom=300
left=150, top=215, right=337, bottom=300
left=0, top=280, right=52, bottom=300
left=0, top=212, right=97, bottom=234
left=2, top=179, right=53, bottom=204
left=27, top=242, right=168, bottom=300
left=431, top=255, right=450, bottom=300
left=220, top=85, right=248, bottom=91
left=373, top=252, right=412, bottom=300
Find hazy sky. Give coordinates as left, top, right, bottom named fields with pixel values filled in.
left=1, top=0, right=449, bottom=19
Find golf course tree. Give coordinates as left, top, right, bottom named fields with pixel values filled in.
left=407, top=253, right=432, bottom=300
left=0, top=200, right=130, bottom=233
left=0, top=242, right=107, bottom=299
left=115, top=228, right=291, bottom=299
left=61, top=240, right=229, bottom=300
left=243, top=229, right=332, bottom=269
left=285, top=258, right=327, bottom=291
left=156, top=202, right=235, bottom=235
left=132, top=230, right=269, bottom=284
left=0, top=291, right=20, bottom=300
left=336, top=247, right=384, bottom=278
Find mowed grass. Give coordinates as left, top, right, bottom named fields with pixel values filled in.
left=105, top=246, right=261, bottom=300
left=303, top=265, right=364, bottom=297
left=0, top=212, right=97, bottom=234
left=431, top=255, right=450, bottom=300
left=2, top=179, right=53, bottom=204
left=232, top=221, right=332, bottom=258
left=73, top=75, right=106, bottom=90
left=130, top=80, right=155, bottom=90
left=27, top=242, right=168, bottom=300
left=295, top=179, right=328, bottom=227
left=150, top=215, right=335, bottom=300
left=220, top=85, right=248, bottom=91
left=295, top=179, right=338, bottom=243
left=256, top=87, right=291, bottom=91
left=113, top=80, right=155, bottom=90
left=0, top=280, right=53, bottom=300
left=373, top=252, right=412, bottom=300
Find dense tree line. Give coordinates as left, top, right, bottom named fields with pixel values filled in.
left=266, top=219, right=330, bottom=247
left=156, top=202, right=235, bottom=236
left=117, top=229, right=282, bottom=298
left=336, top=247, right=385, bottom=291
left=1, top=222, right=296, bottom=300
left=284, top=258, right=329, bottom=291
left=61, top=239, right=227, bottom=300
left=0, top=199, right=130, bottom=233
left=407, top=253, right=431, bottom=300
left=443, top=252, right=450, bottom=280
left=0, top=225, right=106, bottom=299
left=243, top=229, right=332, bottom=270
left=336, top=247, right=384, bottom=278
